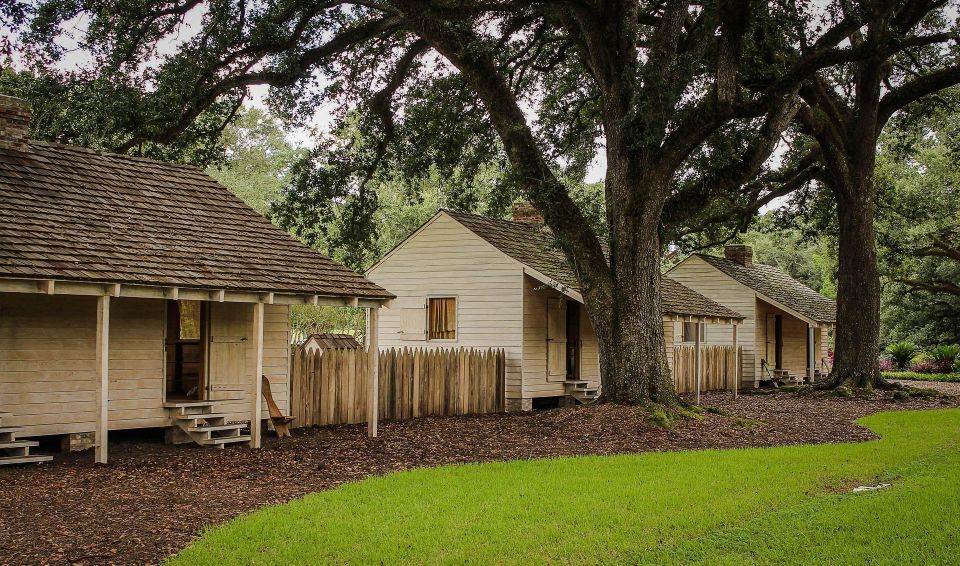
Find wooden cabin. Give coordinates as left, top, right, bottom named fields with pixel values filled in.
left=0, top=95, right=392, bottom=464
left=366, top=205, right=744, bottom=411
left=667, top=245, right=836, bottom=386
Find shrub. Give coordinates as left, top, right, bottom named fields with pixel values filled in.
left=885, top=342, right=917, bottom=370
left=911, top=360, right=955, bottom=374
left=929, top=344, right=960, bottom=365
left=878, top=357, right=895, bottom=372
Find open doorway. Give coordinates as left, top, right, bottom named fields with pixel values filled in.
left=165, top=300, right=206, bottom=401
left=565, top=301, right=581, bottom=380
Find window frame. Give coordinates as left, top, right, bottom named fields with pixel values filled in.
left=681, top=321, right=706, bottom=344
left=426, top=295, right=458, bottom=342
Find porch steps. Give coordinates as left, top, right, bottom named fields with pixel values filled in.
left=0, top=413, right=53, bottom=466
left=564, top=380, right=599, bottom=404
left=164, top=402, right=249, bottom=449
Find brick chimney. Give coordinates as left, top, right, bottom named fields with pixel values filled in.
left=511, top=201, right=543, bottom=224
left=0, top=95, right=31, bottom=152
left=724, top=244, right=754, bottom=267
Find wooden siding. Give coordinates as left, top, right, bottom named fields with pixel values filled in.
left=0, top=292, right=290, bottom=437
left=521, top=275, right=602, bottom=398
left=367, top=213, right=525, bottom=402
left=756, top=299, right=817, bottom=379
left=668, top=256, right=759, bottom=383
left=210, top=302, right=290, bottom=423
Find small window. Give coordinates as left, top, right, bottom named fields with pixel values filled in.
left=428, top=297, right=457, bottom=340
left=177, top=300, right=202, bottom=340
left=682, top=321, right=705, bottom=343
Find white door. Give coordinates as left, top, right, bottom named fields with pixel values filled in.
left=207, top=302, right=250, bottom=401
left=546, top=298, right=567, bottom=382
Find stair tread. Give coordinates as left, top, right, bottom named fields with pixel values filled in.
left=0, top=454, right=53, bottom=465
left=202, top=435, right=251, bottom=445
left=163, top=401, right=215, bottom=408
left=176, top=413, right=228, bottom=420
left=188, top=424, right=244, bottom=432
left=0, top=440, right=39, bottom=449
left=0, top=426, right=24, bottom=434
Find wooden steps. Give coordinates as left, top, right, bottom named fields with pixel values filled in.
left=165, top=402, right=249, bottom=449
left=0, top=413, right=52, bottom=466
left=563, top=380, right=598, bottom=404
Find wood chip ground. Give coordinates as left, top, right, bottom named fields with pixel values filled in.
left=1, top=387, right=957, bottom=566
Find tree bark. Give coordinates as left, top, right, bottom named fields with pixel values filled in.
left=829, top=180, right=883, bottom=389
left=589, top=176, right=677, bottom=405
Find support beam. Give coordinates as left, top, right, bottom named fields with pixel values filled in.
left=95, top=295, right=110, bottom=464
left=807, top=324, right=815, bottom=384
left=367, top=306, right=380, bottom=438
left=694, top=317, right=703, bottom=405
left=41, top=280, right=55, bottom=294
left=732, top=323, right=739, bottom=400
left=250, top=302, right=265, bottom=449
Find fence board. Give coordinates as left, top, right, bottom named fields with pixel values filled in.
left=290, top=346, right=506, bottom=428
left=672, top=345, right=741, bottom=394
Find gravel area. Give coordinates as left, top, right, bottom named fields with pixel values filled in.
left=1, top=389, right=956, bottom=566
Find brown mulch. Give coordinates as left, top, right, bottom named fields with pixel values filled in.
left=1, top=389, right=957, bottom=566
left=891, top=378, right=960, bottom=396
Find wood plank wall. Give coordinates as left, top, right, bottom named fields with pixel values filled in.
left=290, top=346, right=506, bottom=427
left=672, top=345, right=741, bottom=393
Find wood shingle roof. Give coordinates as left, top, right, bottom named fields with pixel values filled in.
left=694, top=254, right=836, bottom=323
left=444, top=211, right=743, bottom=320
left=0, top=141, right=392, bottom=299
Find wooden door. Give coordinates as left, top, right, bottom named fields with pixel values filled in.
left=546, top=298, right=567, bottom=382
left=207, top=302, right=250, bottom=401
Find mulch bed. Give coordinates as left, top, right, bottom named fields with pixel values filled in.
left=1, top=387, right=957, bottom=566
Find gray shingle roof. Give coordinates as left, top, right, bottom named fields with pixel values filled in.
left=695, top=254, right=836, bottom=323
left=0, top=141, right=393, bottom=298
left=445, top=211, right=743, bottom=320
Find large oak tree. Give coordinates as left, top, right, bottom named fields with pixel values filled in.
left=794, top=1, right=960, bottom=388
left=12, top=1, right=882, bottom=404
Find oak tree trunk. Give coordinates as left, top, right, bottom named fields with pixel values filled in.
left=588, top=187, right=677, bottom=405
left=829, top=181, right=883, bottom=389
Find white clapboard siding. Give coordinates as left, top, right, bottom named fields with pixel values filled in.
left=667, top=256, right=759, bottom=383
left=0, top=293, right=291, bottom=436
left=367, top=213, right=525, bottom=403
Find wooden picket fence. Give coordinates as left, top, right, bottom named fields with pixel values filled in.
left=672, top=345, right=741, bottom=393
left=289, top=346, right=506, bottom=427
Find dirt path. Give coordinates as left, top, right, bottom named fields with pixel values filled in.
left=1, top=390, right=956, bottom=566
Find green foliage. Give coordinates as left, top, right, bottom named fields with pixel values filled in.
left=0, top=69, right=235, bottom=167
left=207, top=108, right=304, bottom=215
left=885, top=342, right=918, bottom=370
left=289, top=306, right=366, bottom=344
left=929, top=344, right=960, bottom=365
left=171, top=410, right=960, bottom=564
left=876, top=99, right=960, bottom=347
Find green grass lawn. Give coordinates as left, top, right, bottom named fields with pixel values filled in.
left=883, top=371, right=960, bottom=382
left=171, top=409, right=960, bottom=565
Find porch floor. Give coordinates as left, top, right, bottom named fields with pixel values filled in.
left=1, top=387, right=957, bottom=565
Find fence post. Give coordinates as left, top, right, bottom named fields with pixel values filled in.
left=367, top=307, right=379, bottom=437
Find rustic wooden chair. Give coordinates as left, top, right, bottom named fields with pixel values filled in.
left=261, top=375, right=295, bottom=438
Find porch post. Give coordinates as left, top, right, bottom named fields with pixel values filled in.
left=367, top=305, right=380, bottom=437
left=694, top=317, right=702, bottom=405
left=95, top=295, right=110, bottom=464
left=807, top=324, right=815, bottom=384
left=250, top=302, right=265, bottom=449
left=731, top=322, right=739, bottom=400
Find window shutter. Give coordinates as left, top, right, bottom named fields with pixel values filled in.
left=546, top=298, right=567, bottom=381
left=398, top=297, right=427, bottom=341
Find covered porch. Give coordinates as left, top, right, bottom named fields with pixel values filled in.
left=0, top=278, right=388, bottom=464
left=755, top=296, right=833, bottom=384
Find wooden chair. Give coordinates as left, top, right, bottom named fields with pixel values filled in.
left=261, top=375, right=295, bottom=438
